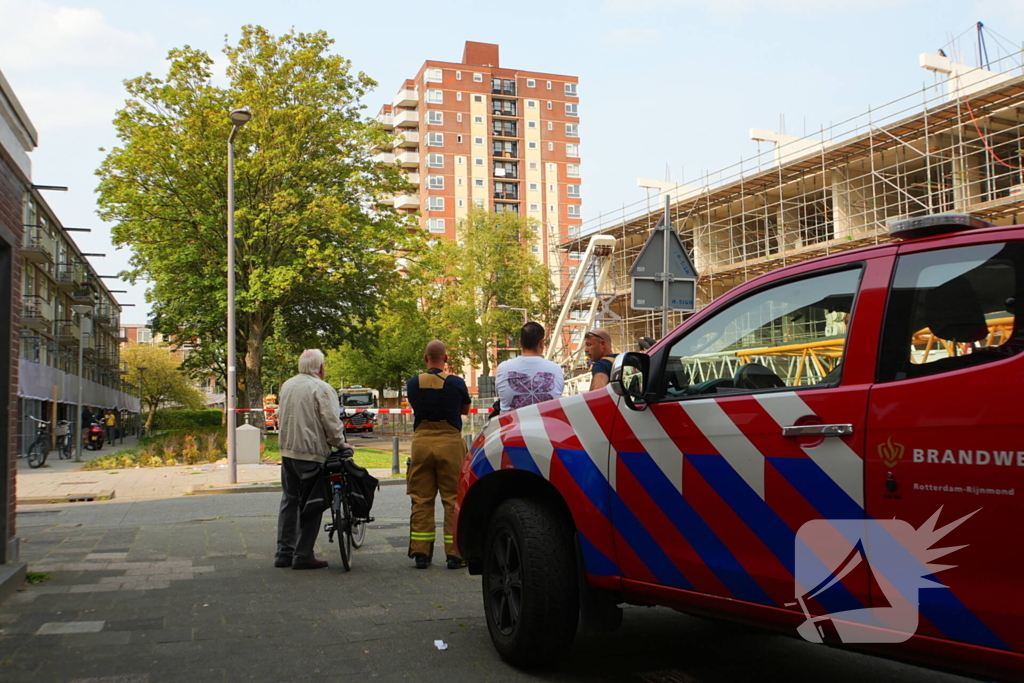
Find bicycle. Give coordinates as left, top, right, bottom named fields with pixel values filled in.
left=323, top=447, right=371, bottom=571
left=54, top=419, right=75, bottom=460
left=26, top=416, right=51, bottom=469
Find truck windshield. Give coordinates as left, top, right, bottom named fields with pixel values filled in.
left=342, top=393, right=373, bottom=407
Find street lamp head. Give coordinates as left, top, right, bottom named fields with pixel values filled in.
left=71, top=304, right=93, bottom=316
left=229, top=108, right=252, bottom=127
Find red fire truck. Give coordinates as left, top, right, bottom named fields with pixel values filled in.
left=455, top=214, right=1024, bottom=679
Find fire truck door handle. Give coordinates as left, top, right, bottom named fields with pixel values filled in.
left=782, top=424, right=854, bottom=438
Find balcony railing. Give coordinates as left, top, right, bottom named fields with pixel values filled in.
left=393, top=110, right=419, bottom=128
left=21, top=294, right=51, bottom=331
left=492, top=148, right=519, bottom=159
left=493, top=164, right=518, bottom=179
left=491, top=123, right=518, bottom=138
left=54, top=261, right=78, bottom=289
left=491, top=80, right=516, bottom=96
left=493, top=190, right=519, bottom=201
left=54, top=319, right=77, bottom=345
left=491, top=102, right=517, bottom=117
left=22, top=225, right=53, bottom=264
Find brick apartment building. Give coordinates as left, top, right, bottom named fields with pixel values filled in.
left=376, top=41, right=582, bottom=287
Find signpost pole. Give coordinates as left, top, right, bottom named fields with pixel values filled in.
left=661, top=194, right=671, bottom=338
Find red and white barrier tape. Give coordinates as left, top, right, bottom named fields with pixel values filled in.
left=234, top=407, right=494, bottom=414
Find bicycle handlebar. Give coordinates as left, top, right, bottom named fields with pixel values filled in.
left=29, top=416, right=50, bottom=425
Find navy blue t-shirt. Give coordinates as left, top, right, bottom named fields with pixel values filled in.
left=590, top=354, right=618, bottom=380
left=406, top=369, right=472, bottom=431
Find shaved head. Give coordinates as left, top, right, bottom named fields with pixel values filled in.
left=425, top=340, right=447, bottom=362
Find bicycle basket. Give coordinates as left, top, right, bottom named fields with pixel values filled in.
left=342, top=459, right=379, bottom=519
left=54, top=423, right=69, bottom=437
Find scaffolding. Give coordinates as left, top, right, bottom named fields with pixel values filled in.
left=551, top=48, right=1024, bottom=374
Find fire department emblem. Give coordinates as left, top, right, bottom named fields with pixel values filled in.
left=878, top=437, right=905, bottom=468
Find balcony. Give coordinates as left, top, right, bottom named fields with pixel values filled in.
left=491, top=100, right=517, bottom=117
left=393, top=88, right=417, bottom=108
left=494, top=189, right=520, bottom=201
left=21, top=294, right=51, bottom=332
left=54, top=262, right=78, bottom=290
left=492, top=148, right=519, bottom=159
left=393, top=194, right=421, bottom=210
left=406, top=173, right=421, bottom=185
left=491, top=80, right=517, bottom=96
left=372, top=151, right=395, bottom=165
left=22, top=226, right=53, bottom=264
left=94, top=303, right=114, bottom=327
left=54, top=319, right=77, bottom=346
left=378, top=113, right=394, bottom=129
left=493, top=163, right=518, bottom=179
left=492, top=123, right=518, bottom=138
left=393, top=110, right=419, bottom=128
left=395, top=130, right=420, bottom=148
left=396, top=151, right=420, bottom=168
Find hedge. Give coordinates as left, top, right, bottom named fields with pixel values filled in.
left=152, top=409, right=223, bottom=430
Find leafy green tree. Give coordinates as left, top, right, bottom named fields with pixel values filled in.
left=325, top=296, right=434, bottom=402
left=96, top=25, right=417, bottom=427
left=415, top=209, right=553, bottom=377
left=122, top=344, right=206, bottom=431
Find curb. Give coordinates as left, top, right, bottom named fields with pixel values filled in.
left=190, top=478, right=406, bottom=496
left=0, top=563, right=27, bottom=607
left=17, top=490, right=115, bottom=505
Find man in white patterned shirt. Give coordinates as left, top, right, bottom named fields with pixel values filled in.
left=495, top=322, right=565, bottom=414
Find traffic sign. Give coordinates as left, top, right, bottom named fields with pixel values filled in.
left=628, top=214, right=697, bottom=280
left=631, top=278, right=695, bottom=311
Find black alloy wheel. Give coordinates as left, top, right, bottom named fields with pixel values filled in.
left=488, top=528, right=523, bottom=636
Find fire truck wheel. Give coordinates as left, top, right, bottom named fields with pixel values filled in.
left=482, top=497, right=579, bottom=666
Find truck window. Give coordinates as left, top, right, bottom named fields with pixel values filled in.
left=658, top=266, right=863, bottom=398
left=877, top=242, right=1022, bottom=382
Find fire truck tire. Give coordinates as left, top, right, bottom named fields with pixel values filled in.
left=482, top=497, right=579, bottom=667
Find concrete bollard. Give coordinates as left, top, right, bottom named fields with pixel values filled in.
left=236, top=423, right=261, bottom=464
left=392, top=437, right=400, bottom=475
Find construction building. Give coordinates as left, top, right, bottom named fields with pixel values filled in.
left=376, top=41, right=582, bottom=288
left=548, top=48, right=1024, bottom=390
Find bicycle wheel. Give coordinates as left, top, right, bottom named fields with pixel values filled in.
left=28, top=439, right=48, bottom=469
left=60, top=437, right=74, bottom=460
left=351, top=515, right=366, bottom=549
left=334, top=488, right=352, bottom=571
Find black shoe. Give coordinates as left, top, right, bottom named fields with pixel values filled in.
left=292, top=558, right=329, bottom=570
left=446, top=556, right=467, bottom=570
left=413, top=553, right=431, bottom=569
left=274, top=556, right=293, bottom=568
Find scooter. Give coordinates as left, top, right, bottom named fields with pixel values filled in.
left=86, top=421, right=105, bottom=450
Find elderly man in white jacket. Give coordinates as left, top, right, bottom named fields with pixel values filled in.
left=274, top=349, right=350, bottom=570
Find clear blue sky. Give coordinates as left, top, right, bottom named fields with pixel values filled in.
left=2, top=0, right=1022, bottom=323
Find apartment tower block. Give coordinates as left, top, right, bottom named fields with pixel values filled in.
left=376, top=41, right=581, bottom=281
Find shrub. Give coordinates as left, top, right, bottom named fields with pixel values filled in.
left=84, top=426, right=229, bottom=470
left=152, top=409, right=223, bottom=430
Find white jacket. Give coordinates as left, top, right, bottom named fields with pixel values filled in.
left=278, top=373, right=346, bottom=463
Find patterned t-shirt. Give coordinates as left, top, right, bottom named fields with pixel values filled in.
left=495, top=355, right=566, bottom=413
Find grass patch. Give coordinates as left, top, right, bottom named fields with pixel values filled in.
left=84, top=427, right=226, bottom=470
left=26, top=572, right=50, bottom=584
left=260, top=436, right=394, bottom=470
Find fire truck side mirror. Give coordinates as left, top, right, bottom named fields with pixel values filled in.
left=610, top=352, right=650, bottom=412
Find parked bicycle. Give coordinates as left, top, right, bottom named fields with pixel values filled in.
left=54, top=419, right=74, bottom=460
left=26, top=416, right=51, bottom=469
left=322, top=447, right=372, bottom=571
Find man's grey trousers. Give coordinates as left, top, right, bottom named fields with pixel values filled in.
left=276, top=457, right=327, bottom=564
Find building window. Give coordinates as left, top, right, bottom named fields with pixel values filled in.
left=473, top=94, right=483, bottom=103
left=529, top=182, right=538, bottom=191
left=474, top=115, right=484, bottom=124
left=457, top=155, right=465, bottom=164
left=546, top=80, right=552, bottom=90
left=548, top=163, right=556, bottom=171
left=457, top=177, right=464, bottom=186
left=475, top=157, right=484, bottom=166
left=531, top=244, right=540, bottom=254
left=547, top=142, right=554, bottom=151
left=474, top=73, right=483, bottom=82
left=567, top=205, right=581, bottom=218
left=457, top=113, right=463, bottom=123
left=474, top=136, right=484, bottom=145
left=566, top=103, right=578, bottom=117
left=566, top=144, right=580, bottom=157
left=528, top=120, right=537, bottom=129
left=457, top=134, right=463, bottom=144
left=569, top=251, right=582, bottom=261
left=565, top=83, right=578, bottom=97
left=529, top=161, right=538, bottom=171
left=569, top=266, right=578, bottom=280
left=427, top=132, right=444, bottom=146
left=426, top=89, right=443, bottom=104
left=527, top=78, right=536, bottom=88
left=428, top=218, right=446, bottom=233
left=475, top=199, right=485, bottom=208
left=475, top=178, right=485, bottom=187
left=428, top=197, right=445, bottom=211
left=549, top=204, right=555, bottom=213
left=549, top=184, right=555, bottom=191
left=457, top=92, right=463, bottom=101
left=566, top=123, right=579, bottom=137
left=528, top=141, right=538, bottom=150
left=427, top=110, right=443, bottom=125
left=567, top=163, right=580, bottom=177
left=426, top=68, right=443, bottom=83
left=547, top=101, right=553, bottom=110
left=428, top=175, right=445, bottom=190
left=458, top=198, right=465, bottom=208
left=530, top=203, right=539, bottom=212
left=456, top=71, right=462, bottom=80
left=427, top=153, right=444, bottom=168
left=547, top=121, right=553, bottom=131
left=527, top=100, right=537, bottom=108
left=567, top=184, right=581, bottom=198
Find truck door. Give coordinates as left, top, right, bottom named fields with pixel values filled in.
left=868, top=239, right=1024, bottom=652
left=608, top=262, right=881, bottom=616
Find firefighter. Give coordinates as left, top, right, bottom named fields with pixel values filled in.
left=405, top=340, right=471, bottom=570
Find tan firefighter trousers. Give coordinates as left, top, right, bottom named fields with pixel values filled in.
left=407, top=421, right=466, bottom=559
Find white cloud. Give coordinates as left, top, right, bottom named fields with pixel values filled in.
left=599, top=0, right=913, bottom=15
left=15, top=82, right=123, bottom=129
left=0, top=1, right=156, bottom=68
left=602, top=27, right=665, bottom=50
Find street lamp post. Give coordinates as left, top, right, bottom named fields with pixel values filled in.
left=137, top=365, right=147, bottom=436
left=71, top=304, right=93, bottom=463
left=494, top=304, right=529, bottom=325
left=226, top=108, right=251, bottom=485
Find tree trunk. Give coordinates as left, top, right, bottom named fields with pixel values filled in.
left=244, top=316, right=266, bottom=431
left=145, top=401, right=157, bottom=433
